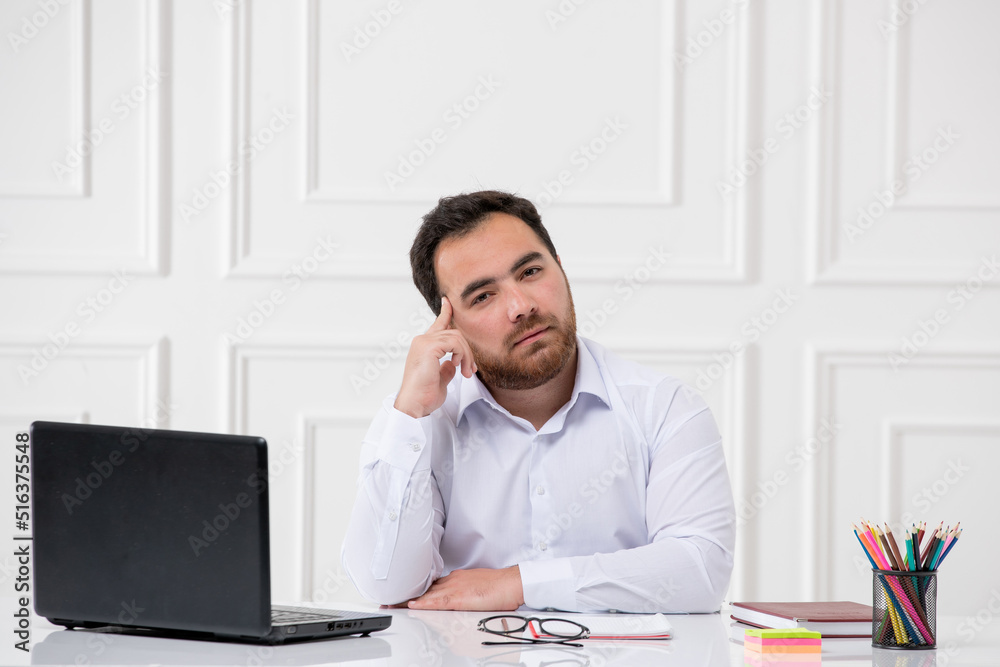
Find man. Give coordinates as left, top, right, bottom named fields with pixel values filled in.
left=342, top=190, right=735, bottom=613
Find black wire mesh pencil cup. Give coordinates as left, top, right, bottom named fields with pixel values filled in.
left=872, top=569, right=936, bottom=649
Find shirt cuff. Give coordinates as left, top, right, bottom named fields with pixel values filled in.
left=374, top=395, right=432, bottom=473
left=518, top=558, right=577, bottom=612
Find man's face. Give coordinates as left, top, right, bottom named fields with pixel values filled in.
left=434, top=213, right=577, bottom=391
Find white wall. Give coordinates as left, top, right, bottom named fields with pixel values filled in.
left=1, top=0, right=997, bottom=616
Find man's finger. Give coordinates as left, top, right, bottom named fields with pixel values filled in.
left=427, top=296, right=453, bottom=333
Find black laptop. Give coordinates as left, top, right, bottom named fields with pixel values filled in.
left=29, top=421, right=391, bottom=644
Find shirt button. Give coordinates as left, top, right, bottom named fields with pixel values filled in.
left=536, top=485, right=545, bottom=495
left=539, top=542, right=547, bottom=551
left=410, top=443, right=421, bottom=452
left=388, top=510, right=398, bottom=521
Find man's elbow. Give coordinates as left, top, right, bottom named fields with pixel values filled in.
left=686, top=543, right=734, bottom=613
left=341, top=549, right=432, bottom=606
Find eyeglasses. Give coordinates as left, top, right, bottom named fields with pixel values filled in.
left=477, top=614, right=590, bottom=647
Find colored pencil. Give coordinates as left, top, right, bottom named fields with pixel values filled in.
left=922, top=522, right=943, bottom=565
left=936, top=528, right=962, bottom=568
left=884, top=524, right=906, bottom=572
left=853, top=525, right=878, bottom=569
left=931, top=524, right=960, bottom=570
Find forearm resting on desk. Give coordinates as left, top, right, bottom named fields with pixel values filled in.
left=342, top=462, right=444, bottom=605
left=518, top=534, right=733, bottom=614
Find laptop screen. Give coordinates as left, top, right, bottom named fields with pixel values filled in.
left=30, top=421, right=273, bottom=637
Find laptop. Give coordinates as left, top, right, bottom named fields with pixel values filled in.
left=29, top=420, right=391, bottom=644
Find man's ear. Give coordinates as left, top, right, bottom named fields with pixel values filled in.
left=556, top=254, right=562, bottom=266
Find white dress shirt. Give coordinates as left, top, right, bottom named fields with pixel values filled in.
left=341, top=336, right=736, bottom=613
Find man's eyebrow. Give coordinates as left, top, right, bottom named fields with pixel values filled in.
left=458, top=251, right=545, bottom=303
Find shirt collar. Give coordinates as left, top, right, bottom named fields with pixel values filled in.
left=455, top=335, right=612, bottom=427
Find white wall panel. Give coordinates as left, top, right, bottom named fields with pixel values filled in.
left=0, top=338, right=168, bottom=427
left=809, top=0, right=1000, bottom=285
left=0, top=0, right=168, bottom=275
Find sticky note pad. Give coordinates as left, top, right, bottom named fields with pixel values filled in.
left=745, top=629, right=822, bottom=639
left=745, top=628, right=821, bottom=654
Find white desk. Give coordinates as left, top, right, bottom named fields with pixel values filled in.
left=24, top=605, right=1000, bottom=666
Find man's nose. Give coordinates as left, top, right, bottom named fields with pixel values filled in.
left=506, top=284, right=537, bottom=321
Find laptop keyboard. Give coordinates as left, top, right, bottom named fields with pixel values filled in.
left=271, top=607, right=340, bottom=625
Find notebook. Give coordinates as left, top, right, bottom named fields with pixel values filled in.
left=29, top=421, right=391, bottom=644
left=730, top=601, right=871, bottom=637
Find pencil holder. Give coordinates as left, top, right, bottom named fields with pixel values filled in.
left=871, top=569, right=936, bottom=650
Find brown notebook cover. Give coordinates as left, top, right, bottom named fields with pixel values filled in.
left=731, top=601, right=873, bottom=637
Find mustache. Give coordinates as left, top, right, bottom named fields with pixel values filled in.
left=506, top=315, right=557, bottom=348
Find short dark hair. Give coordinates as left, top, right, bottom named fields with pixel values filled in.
left=410, top=190, right=559, bottom=315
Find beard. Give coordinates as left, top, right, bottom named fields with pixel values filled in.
left=467, top=283, right=578, bottom=391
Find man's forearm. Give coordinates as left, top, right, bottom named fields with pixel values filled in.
left=518, top=534, right=733, bottom=613
left=342, top=458, right=444, bottom=605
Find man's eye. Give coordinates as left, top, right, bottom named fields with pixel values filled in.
left=472, top=293, right=488, bottom=304
left=524, top=267, right=541, bottom=277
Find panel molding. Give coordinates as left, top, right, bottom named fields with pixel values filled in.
left=880, top=419, right=1000, bottom=520
left=0, top=0, right=168, bottom=276
left=0, top=337, right=169, bottom=427
left=301, top=0, right=677, bottom=207
left=0, top=0, right=90, bottom=198
left=227, top=0, right=753, bottom=284
left=806, top=0, right=1000, bottom=286
left=804, top=344, right=1000, bottom=599
left=297, top=412, right=370, bottom=602
left=227, top=340, right=379, bottom=434
left=884, top=4, right=1000, bottom=211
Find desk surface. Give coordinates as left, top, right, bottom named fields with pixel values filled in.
left=22, top=604, right=1000, bottom=666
